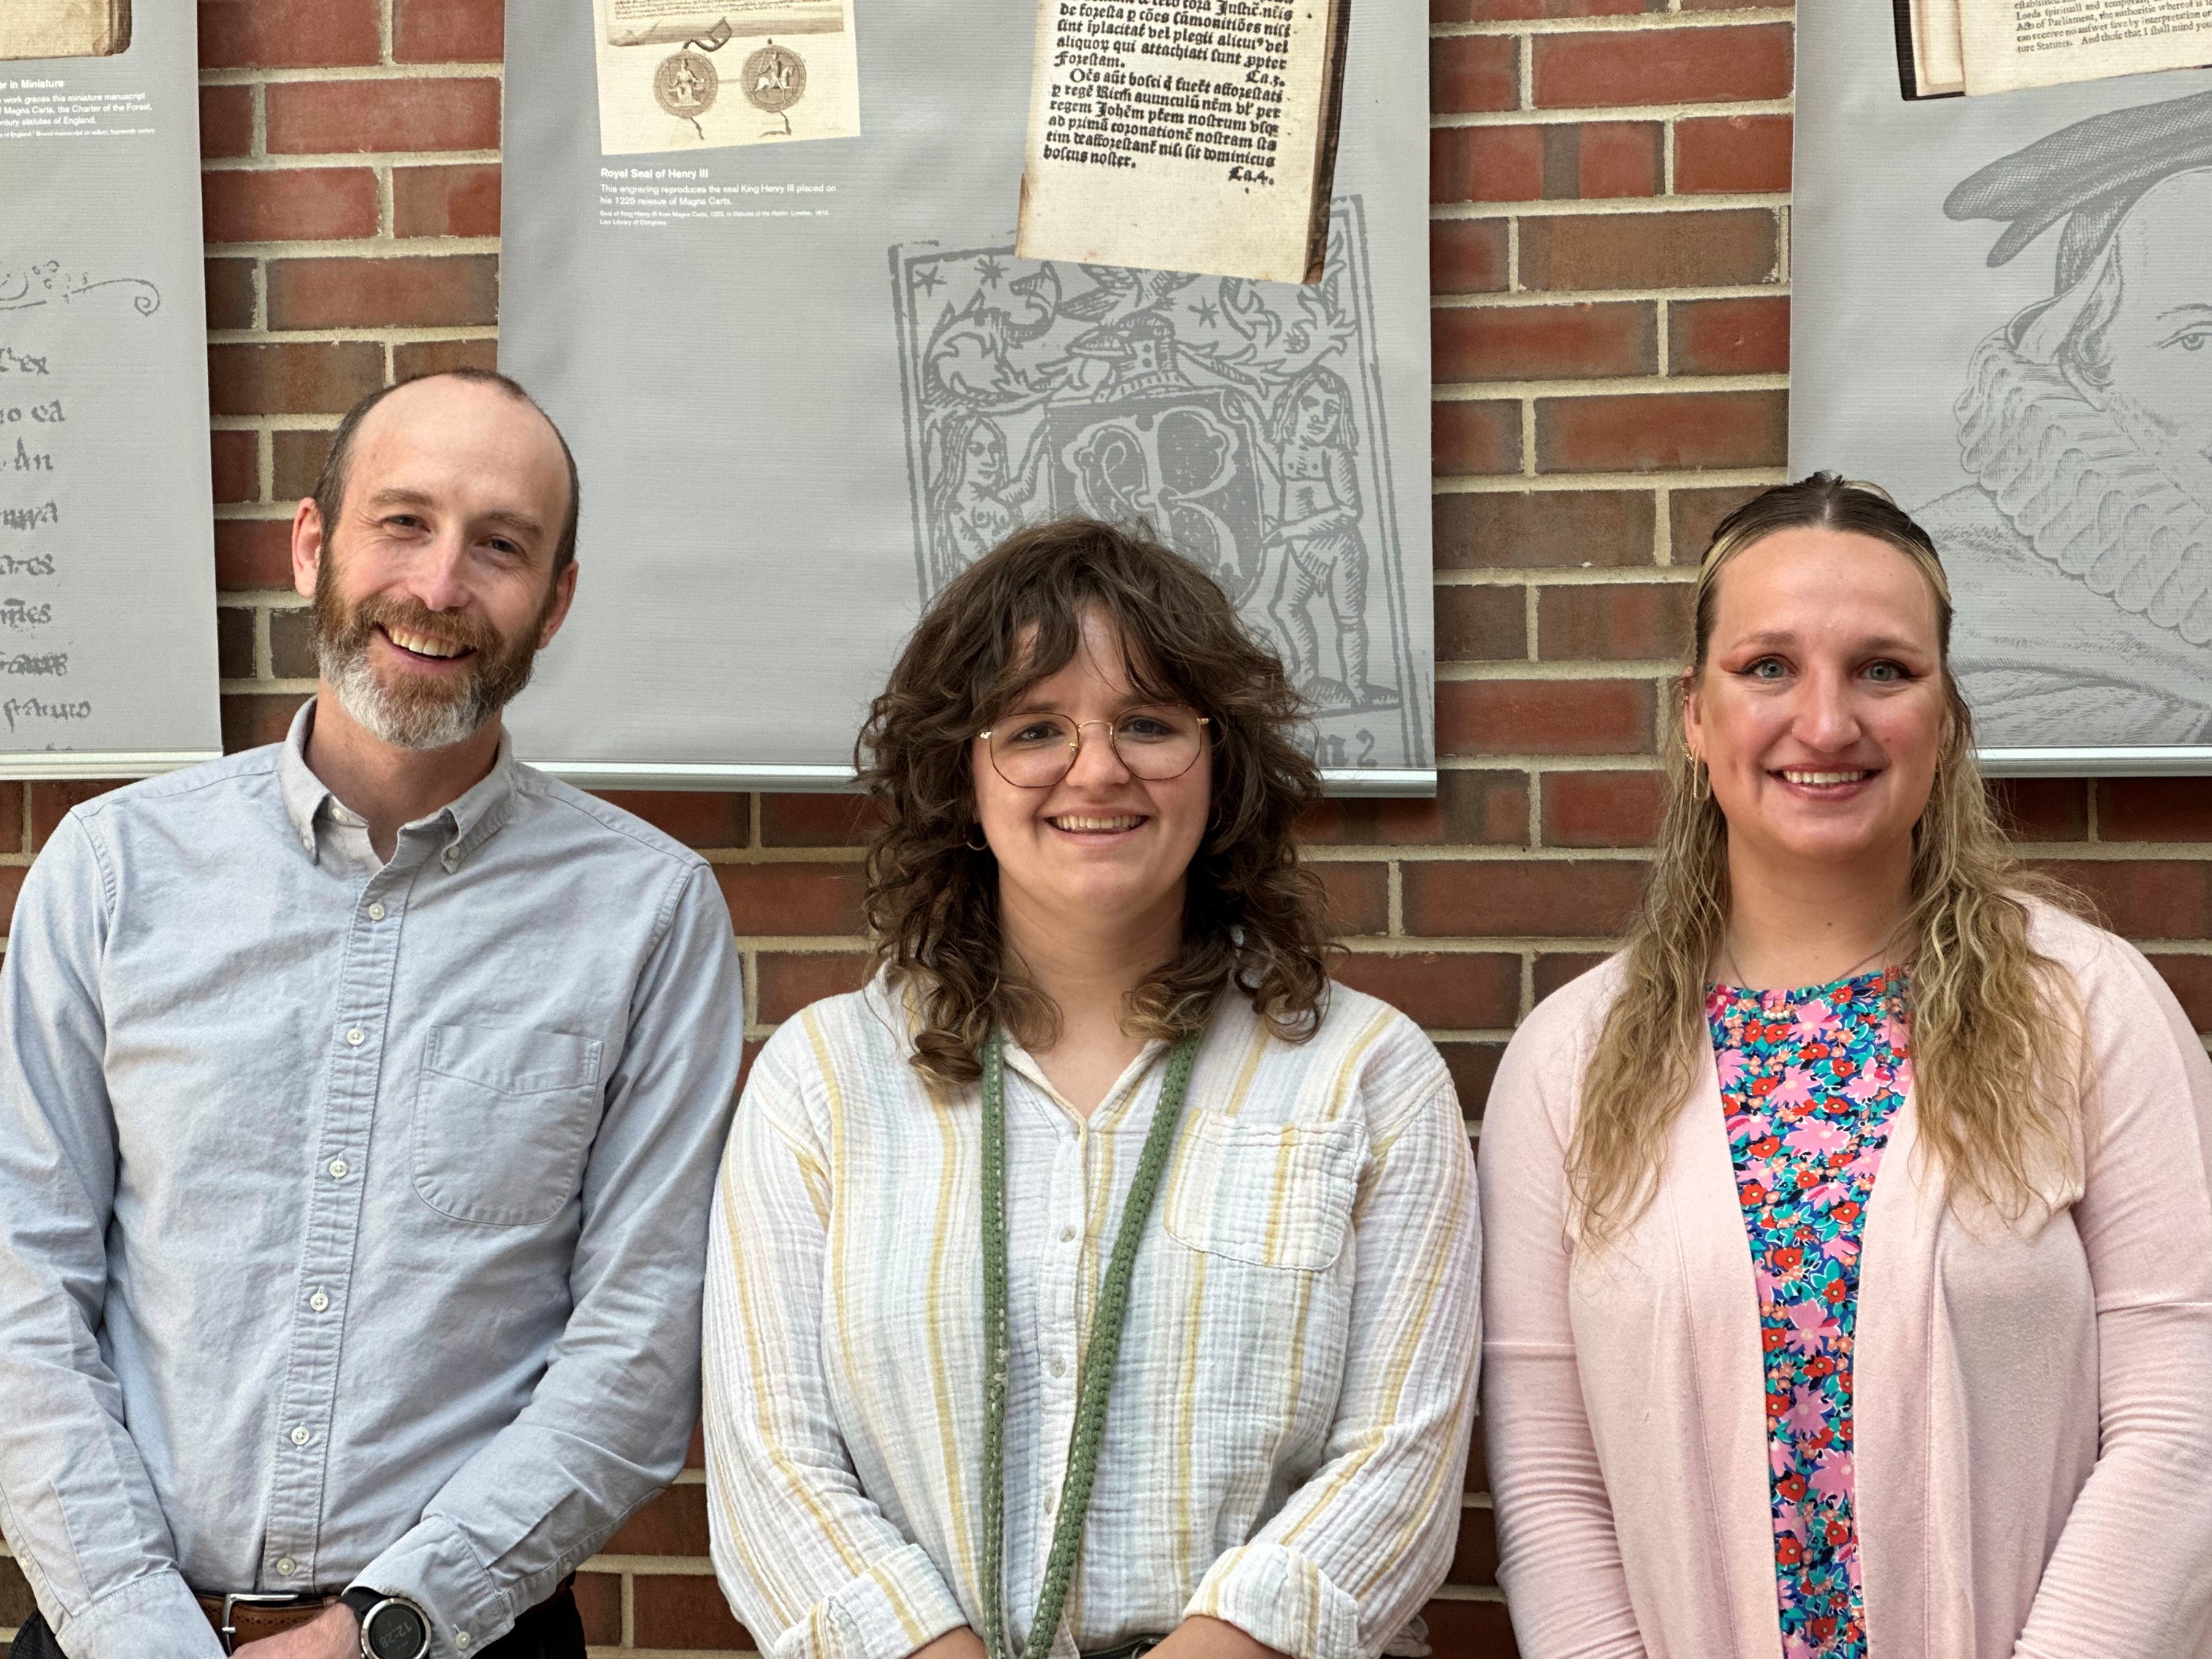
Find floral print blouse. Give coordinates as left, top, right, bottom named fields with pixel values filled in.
left=1708, top=968, right=1911, bottom=1659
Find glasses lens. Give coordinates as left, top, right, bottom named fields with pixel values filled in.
left=987, top=707, right=1205, bottom=786
left=1113, top=706, right=1204, bottom=780
left=989, top=715, right=1077, bottom=786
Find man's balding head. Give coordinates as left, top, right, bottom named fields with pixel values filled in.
left=312, top=369, right=580, bottom=576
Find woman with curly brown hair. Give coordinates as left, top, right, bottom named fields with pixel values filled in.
left=700, top=517, right=1479, bottom=1659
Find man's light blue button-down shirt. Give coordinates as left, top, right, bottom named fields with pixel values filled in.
left=0, top=703, right=746, bottom=1658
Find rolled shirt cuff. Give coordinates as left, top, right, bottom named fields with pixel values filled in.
left=358, top=1513, right=514, bottom=1658
left=1185, top=1541, right=1363, bottom=1659
left=805, top=1541, right=968, bottom=1659
left=50, top=1567, right=225, bottom=1659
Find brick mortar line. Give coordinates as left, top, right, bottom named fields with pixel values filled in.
left=1436, top=467, right=1788, bottom=492
left=1438, top=660, right=1681, bottom=680
left=1429, top=184, right=1789, bottom=210
left=203, top=151, right=503, bottom=170
left=203, top=238, right=503, bottom=258
left=1431, top=9, right=1793, bottom=34
left=698, top=847, right=865, bottom=865
left=1437, top=570, right=1698, bottom=587
left=1435, top=285, right=1791, bottom=307
left=1434, top=373, right=1788, bottom=399
left=210, top=327, right=501, bottom=345
left=198, top=64, right=506, bottom=86
left=1432, top=102, right=1791, bottom=130
left=576, top=1554, right=715, bottom=1573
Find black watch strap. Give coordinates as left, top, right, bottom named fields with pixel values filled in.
left=339, top=1587, right=383, bottom=1625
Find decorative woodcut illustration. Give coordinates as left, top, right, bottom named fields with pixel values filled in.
left=897, top=198, right=1426, bottom=769
left=591, top=0, right=858, bottom=154
left=1794, top=0, right=2212, bottom=761
left=0, top=0, right=129, bottom=61
left=1015, top=0, right=1349, bottom=282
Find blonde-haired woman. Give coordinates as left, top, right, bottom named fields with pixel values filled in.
left=1480, top=473, right=2212, bottom=1659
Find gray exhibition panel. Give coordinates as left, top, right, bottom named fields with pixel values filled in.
left=0, top=2, right=220, bottom=775
left=1792, top=3, right=2212, bottom=772
left=499, top=0, right=1434, bottom=793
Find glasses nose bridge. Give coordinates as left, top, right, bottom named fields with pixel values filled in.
left=1064, top=716, right=1132, bottom=776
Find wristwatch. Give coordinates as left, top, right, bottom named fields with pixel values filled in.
left=339, top=1587, right=432, bottom=1659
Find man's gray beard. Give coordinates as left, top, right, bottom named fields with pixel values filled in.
left=316, top=633, right=527, bottom=752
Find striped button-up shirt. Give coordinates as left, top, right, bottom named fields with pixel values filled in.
left=703, top=976, right=1480, bottom=1659
left=0, top=703, right=745, bottom=1658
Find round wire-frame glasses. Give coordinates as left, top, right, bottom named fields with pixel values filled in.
left=979, top=706, right=1211, bottom=789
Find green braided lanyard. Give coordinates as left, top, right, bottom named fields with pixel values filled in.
left=979, top=1028, right=1200, bottom=1659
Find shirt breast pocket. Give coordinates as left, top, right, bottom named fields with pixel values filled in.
left=1163, top=1109, right=1366, bottom=1272
left=412, top=1024, right=606, bottom=1227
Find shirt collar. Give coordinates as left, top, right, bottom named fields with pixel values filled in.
left=278, top=697, right=519, bottom=869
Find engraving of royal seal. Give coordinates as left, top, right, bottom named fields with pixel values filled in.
left=742, top=42, right=808, bottom=113
left=654, top=50, right=718, bottom=119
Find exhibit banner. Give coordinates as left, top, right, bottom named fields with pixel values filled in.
left=0, top=1, right=221, bottom=777
left=1791, top=0, right=2212, bottom=772
left=500, top=0, right=1433, bottom=794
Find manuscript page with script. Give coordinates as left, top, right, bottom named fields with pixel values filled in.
left=0, top=0, right=129, bottom=60
left=1015, top=0, right=1350, bottom=283
left=1960, top=0, right=2212, bottom=93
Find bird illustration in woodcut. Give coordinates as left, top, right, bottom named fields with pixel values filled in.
left=1216, top=278, right=1283, bottom=350
left=1004, top=263, right=1064, bottom=345
left=1059, top=264, right=1202, bottom=324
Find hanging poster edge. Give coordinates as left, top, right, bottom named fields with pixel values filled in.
left=0, top=750, right=225, bottom=781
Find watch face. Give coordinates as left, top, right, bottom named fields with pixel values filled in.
left=363, top=1601, right=429, bottom=1659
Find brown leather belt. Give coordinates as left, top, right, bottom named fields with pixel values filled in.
left=192, top=1581, right=576, bottom=1653
left=192, top=1591, right=339, bottom=1652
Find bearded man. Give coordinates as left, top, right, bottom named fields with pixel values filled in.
left=1920, top=89, right=2212, bottom=745
left=0, top=370, right=745, bottom=1659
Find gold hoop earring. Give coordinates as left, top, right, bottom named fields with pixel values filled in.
left=966, top=831, right=990, bottom=853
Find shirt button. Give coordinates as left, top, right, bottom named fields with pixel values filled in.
left=288, top=1425, right=310, bottom=1446
left=345, top=1028, right=365, bottom=1047
left=275, top=1557, right=296, bottom=1578
left=1060, top=1224, right=1077, bottom=1243
left=327, top=1159, right=349, bottom=1180
left=367, top=902, right=386, bottom=922
left=456, top=1636, right=471, bottom=1650
left=1050, top=1357, right=1067, bottom=1378
left=308, top=1291, right=329, bottom=1313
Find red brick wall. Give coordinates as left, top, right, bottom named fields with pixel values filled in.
left=2, top=1, right=2211, bottom=1655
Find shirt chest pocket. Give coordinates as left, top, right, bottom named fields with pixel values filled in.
left=1162, top=1109, right=1366, bottom=1272
left=412, top=1024, right=606, bottom=1227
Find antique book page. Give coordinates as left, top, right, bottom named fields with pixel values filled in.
left=0, top=0, right=129, bottom=61
left=592, top=0, right=857, bottom=153
left=1914, top=0, right=1967, bottom=94
left=1960, top=0, right=2212, bottom=93
left=1015, top=0, right=1350, bottom=282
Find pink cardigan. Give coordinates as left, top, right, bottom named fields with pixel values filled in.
left=1478, top=902, right=2212, bottom=1658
